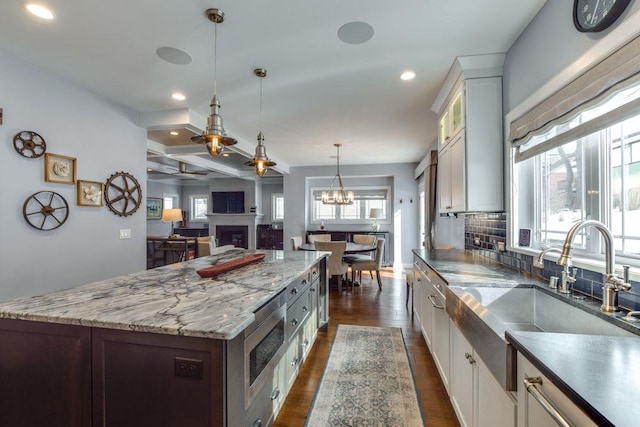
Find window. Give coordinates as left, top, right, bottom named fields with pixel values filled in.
left=513, top=86, right=640, bottom=260
left=190, top=195, right=208, bottom=221
left=310, top=187, right=390, bottom=224
left=272, top=193, right=284, bottom=221
left=163, top=193, right=178, bottom=210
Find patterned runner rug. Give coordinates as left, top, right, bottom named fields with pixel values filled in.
left=306, top=325, right=424, bottom=426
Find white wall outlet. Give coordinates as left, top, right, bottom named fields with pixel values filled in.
left=119, top=229, right=131, bottom=239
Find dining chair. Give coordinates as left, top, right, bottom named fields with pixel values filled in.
left=291, top=236, right=303, bottom=250
left=197, top=237, right=212, bottom=257
left=308, top=234, right=331, bottom=244
left=314, top=241, right=349, bottom=292
left=352, top=234, right=376, bottom=245
left=347, top=238, right=385, bottom=291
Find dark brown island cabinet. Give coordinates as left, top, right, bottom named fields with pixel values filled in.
left=0, top=256, right=327, bottom=427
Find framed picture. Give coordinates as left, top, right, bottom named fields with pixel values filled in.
left=44, top=153, right=76, bottom=184
left=77, top=180, right=104, bottom=206
left=147, top=197, right=162, bottom=220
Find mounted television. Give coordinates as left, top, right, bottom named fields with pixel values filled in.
left=211, top=191, right=245, bottom=214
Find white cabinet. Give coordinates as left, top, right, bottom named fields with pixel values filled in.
left=439, top=87, right=464, bottom=148
left=412, top=267, right=422, bottom=324
left=450, top=323, right=516, bottom=427
left=437, top=76, right=503, bottom=213
left=517, top=353, right=596, bottom=427
left=439, top=132, right=465, bottom=212
left=415, top=268, right=433, bottom=347
left=430, top=286, right=450, bottom=391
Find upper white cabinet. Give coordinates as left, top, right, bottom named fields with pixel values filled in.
left=433, top=54, right=504, bottom=213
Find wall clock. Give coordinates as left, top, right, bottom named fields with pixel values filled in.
left=573, top=0, right=631, bottom=32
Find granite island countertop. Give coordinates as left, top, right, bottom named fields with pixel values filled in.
left=0, top=249, right=326, bottom=340
left=413, top=249, right=640, bottom=427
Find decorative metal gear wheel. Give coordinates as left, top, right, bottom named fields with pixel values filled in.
left=23, top=191, right=69, bottom=230
left=104, top=171, right=142, bottom=217
left=13, top=130, right=47, bottom=158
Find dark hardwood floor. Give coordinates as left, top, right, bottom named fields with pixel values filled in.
left=274, top=268, right=459, bottom=426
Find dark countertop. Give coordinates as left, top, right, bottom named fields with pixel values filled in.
left=507, top=331, right=640, bottom=427
left=413, top=249, right=640, bottom=427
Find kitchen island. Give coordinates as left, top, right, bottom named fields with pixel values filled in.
left=0, top=249, right=328, bottom=427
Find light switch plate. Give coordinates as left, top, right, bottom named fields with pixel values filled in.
left=119, top=229, right=131, bottom=239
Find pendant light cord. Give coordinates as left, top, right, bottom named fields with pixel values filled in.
left=213, top=22, right=217, bottom=96
left=260, top=74, right=263, bottom=137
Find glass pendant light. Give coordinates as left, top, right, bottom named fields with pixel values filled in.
left=245, top=68, right=276, bottom=176
left=194, top=8, right=237, bottom=158
left=322, top=144, right=354, bottom=205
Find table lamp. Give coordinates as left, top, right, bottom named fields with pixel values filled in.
left=162, top=208, right=183, bottom=237
left=370, top=208, right=383, bottom=231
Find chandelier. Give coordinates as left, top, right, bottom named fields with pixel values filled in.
left=322, top=143, right=354, bottom=205
left=197, top=8, right=237, bottom=158
left=245, top=68, right=276, bottom=176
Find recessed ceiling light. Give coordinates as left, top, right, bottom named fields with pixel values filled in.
left=338, top=21, right=374, bottom=45
left=25, top=3, right=55, bottom=20
left=171, top=93, right=186, bottom=101
left=400, top=71, right=416, bottom=81
left=169, top=131, right=179, bottom=136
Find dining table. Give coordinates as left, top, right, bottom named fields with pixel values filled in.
left=298, top=242, right=376, bottom=254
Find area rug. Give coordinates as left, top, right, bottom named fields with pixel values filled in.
left=306, top=325, right=424, bottom=426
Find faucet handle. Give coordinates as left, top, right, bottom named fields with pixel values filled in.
left=623, top=265, right=630, bottom=284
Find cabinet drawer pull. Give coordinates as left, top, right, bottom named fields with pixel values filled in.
left=302, top=338, right=309, bottom=347
left=252, top=419, right=263, bottom=427
left=270, top=387, right=280, bottom=401
left=523, top=377, right=571, bottom=427
left=303, top=305, right=309, bottom=312
left=291, top=318, right=299, bottom=326
left=291, top=356, right=299, bottom=366
left=428, top=295, right=444, bottom=310
left=290, top=287, right=298, bottom=295
left=310, top=287, right=316, bottom=292
left=464, top=352, right=476, bottom=364
left=301, top=279, right=308, bottom=285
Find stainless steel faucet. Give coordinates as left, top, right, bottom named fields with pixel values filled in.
left=557, top=219, right=631, bottom=312
left=533, top=247, right=576, bottom=293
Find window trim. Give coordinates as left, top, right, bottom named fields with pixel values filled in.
left=308, top=185, right=392, bottom=225
left=189, top=194, right=209, bottom=222
left=271, top=193, right=284, bottom=222
left=506, top=19, right=640, bottom=279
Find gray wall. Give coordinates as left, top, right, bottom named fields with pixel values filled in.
left=283, top=163, right=419, bottom=268
left=146, top=180, right=182, bottom=236
left=0, top=50, right=147, bottom=300
left=503, top=0, right=640, bottom=112
left=261, top=181, right=284, bottom=224
left=180, top=181, right=210, bottom=230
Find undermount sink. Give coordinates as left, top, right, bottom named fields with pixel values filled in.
left=456, top=286, right=634, bottom=336
left=446, top=284, right=636, bottom=391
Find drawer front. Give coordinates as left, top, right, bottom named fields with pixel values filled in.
left=286, top=273, right=311, bottom=306
left=286, top=289, right=311, bottom=341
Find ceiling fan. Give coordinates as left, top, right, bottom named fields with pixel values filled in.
left=176, top=161, right=208, bottom=176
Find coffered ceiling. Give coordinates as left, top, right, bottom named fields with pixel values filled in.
left=0, top=0, right=547, bottom=179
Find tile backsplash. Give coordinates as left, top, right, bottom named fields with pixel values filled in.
left=464, top=213, right=640, bottom=311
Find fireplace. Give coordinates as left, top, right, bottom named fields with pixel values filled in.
left=216, top=226, right=249, bottom=249
left=207, top=213, right=264, bottom=250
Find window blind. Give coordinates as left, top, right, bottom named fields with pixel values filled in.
left=509, top=33, right=640, bottom=161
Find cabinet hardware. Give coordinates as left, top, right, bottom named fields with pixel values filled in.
left=290, top=288, right=298, bottom=295
left=303, top=306, right=309, bottom=312
left=301, top=280, right=307, bottom=285
left=302, top=339, right=309, bottom=347
left=291, top=356, right=299, bottom=366
left=428, top=295, right=444, bottom=310
left=252, top=419, right=263, bottom=427
left=270, top=387, right=280, bottom=401
left=291, top=319, right=298, bottom=326
left=465, top=352, right=476, bottom=364
left=523, top=377, right=571, bottom=427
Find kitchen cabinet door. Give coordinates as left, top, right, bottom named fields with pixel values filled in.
left=431, top=292, right=450, bottom=391
left=438, top=145, right=452, bottom=212
left=449, top=133, right=465, bottom=212
left=413, top=267, right=422, bottom=323
left=450, top=322, right=475, bottom=427
left=419, top=270, right=434, bottom=348
left=477, top=356, right=516, bottom=427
